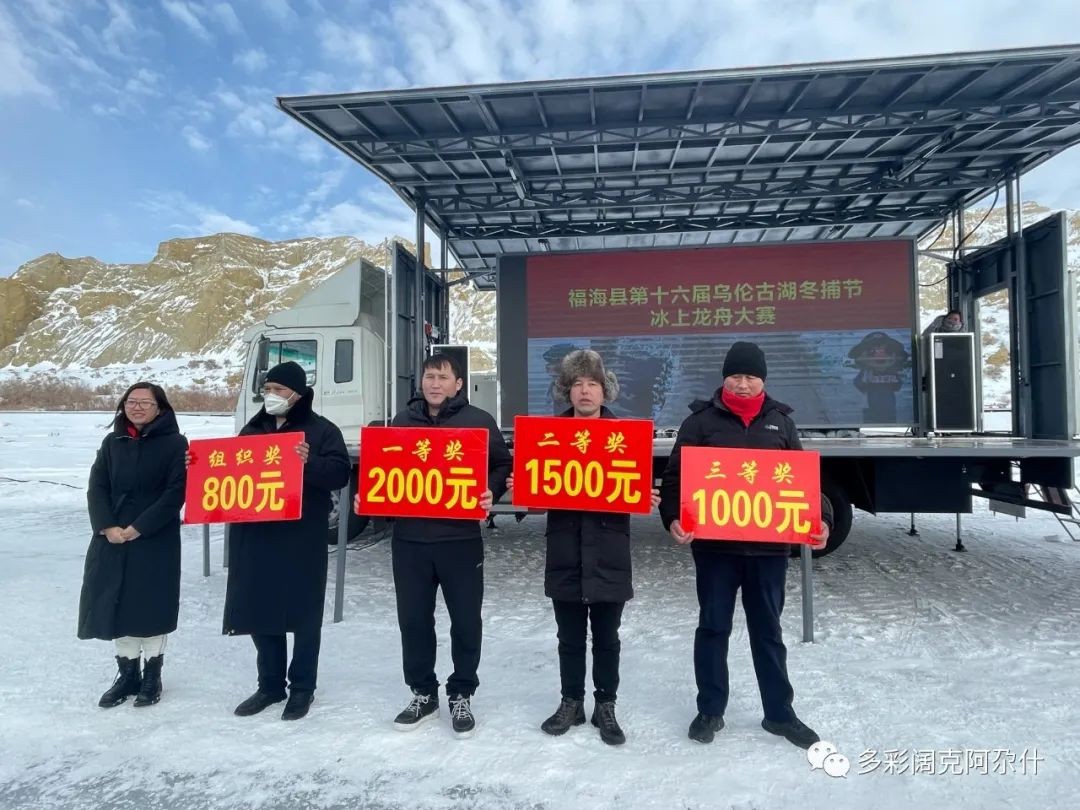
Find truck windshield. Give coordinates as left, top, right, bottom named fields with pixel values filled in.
left=267, top=339, right=318, bottom=386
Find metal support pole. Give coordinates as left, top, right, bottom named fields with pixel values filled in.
left=390, top=246, right=399, bottom=418
left=202, top=524, right=210, bottom=577
left=954, top=513, right=966, bottom=552
left=333, top=476, right=352, bottom=623
left=907, top=513, right=919, bottom=536
left=223, top=523, right=230, bottom=568
left=440, top=228, right=450, bottom=341
left=415, top=199, right=427, bottom=377
left=799, top=543, right=814, bottom=643
left=1012, top=173, right=1032, bottom=438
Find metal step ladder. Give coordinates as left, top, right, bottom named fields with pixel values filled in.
left=1035, top=486, right=1080, bottom=541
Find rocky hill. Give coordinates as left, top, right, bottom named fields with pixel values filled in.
left=1, top=204, right=1076, bottom=411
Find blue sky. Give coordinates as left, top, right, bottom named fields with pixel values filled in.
left=3, top=0, right=1080, bottom=276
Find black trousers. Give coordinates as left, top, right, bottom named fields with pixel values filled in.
left=252, top=625, right=322, bottom=695
left=552, top=599, right=624, bottom=703
left=392, top=537, right=484, bottom=698
left=692, top=549, right=796, bottom=722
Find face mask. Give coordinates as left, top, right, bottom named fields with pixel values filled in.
left=264, top=392, right=293, bottom=415
left=944, top=321, right=962, bottom=332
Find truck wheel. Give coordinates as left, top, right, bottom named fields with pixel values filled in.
left=327, top=491, right=370, bottom=544
left=791, top=479, right=852, bottom=558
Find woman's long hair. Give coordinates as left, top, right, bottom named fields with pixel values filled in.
left=112, top=382, right=175, bottom=432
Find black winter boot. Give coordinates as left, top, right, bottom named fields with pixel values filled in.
left=762, top=717, right=820, bottom=749
left=541, top=697, right=586, bottom=736
left=99, top=656, right=141, bottom=708
left=281, top=690, right=314, bottom=721
left=133, top=655, right=163, bottom=707
left=688, top=712, right=724, bottom=743
left=234, top=690, right=287, bottom=717
left=591, top=700, right=626, bottom=746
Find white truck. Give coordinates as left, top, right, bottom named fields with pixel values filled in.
left=234, top=257, right=388, bottom=540
left=234, top=244, right=475, bottom=540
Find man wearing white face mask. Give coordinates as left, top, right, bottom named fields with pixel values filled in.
left=220, top=361, right=350, bottom=721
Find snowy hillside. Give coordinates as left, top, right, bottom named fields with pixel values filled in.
left=2, top=205, right=1078, bottom=410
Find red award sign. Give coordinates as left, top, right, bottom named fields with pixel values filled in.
left=184, top=433, right=305, bottom=524
left=679, top=446, right=822, bottom=544
left=512, top=416, right=654, bottom=514
left=357, top=426, right=489, bottom=520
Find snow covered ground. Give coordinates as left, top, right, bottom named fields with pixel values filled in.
left=1, top=413, right=1078, bottom=810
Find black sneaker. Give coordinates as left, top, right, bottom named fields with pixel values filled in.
left=234, top=690, right=287, bottom=717
left=281, top=690, right=314, bottom=721
left=590, top=701, right=625, bottom=746
left=448, top=694, right=475, bottom=738
left=394, top=691, right=439, bottom=731
left=541, top=697, right=586, bottom=736
left=688, top=712, right=725, bottom=744
left=762, top=717, right=820, bottom=749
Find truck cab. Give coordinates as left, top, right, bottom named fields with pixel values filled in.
left=235, top=258, right=389, bottom=447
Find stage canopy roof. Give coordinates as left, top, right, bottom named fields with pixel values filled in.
left=278, top=44, right=1080, bottom=287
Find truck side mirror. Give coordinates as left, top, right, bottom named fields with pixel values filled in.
left=252, top=338, right=270, bottom=397
left=253, top=371, right=268, bottom=402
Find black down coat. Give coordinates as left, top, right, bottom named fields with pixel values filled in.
left=78, top=410, right=188, bottom=640
left=659, top=391, right=833, bottom=556
left=222, top=391, right=350, bottom=635
left=544, top=407, right=633, bottom=604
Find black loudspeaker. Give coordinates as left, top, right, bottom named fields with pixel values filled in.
left=928, top=333, right=977, bottom=432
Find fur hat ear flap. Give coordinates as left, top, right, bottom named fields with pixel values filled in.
left=554, top=349, right=620, bottom=403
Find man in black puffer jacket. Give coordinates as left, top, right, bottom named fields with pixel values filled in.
left=659, top=341, right=832, bottom=750
left=379, top=353, right=511, bottom=738
left=223, top=361, right=351, bottom=722
left=511, top=350, right=659, bottom=747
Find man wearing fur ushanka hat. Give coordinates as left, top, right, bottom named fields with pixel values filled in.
left=509, top=349, right=658, bottom=746
left=659, top=341, right=832, bottom=750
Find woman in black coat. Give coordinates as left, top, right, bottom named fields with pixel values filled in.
left=79, top=382, right=188, bottom=709
left=221, top=361, right=350, bottom=722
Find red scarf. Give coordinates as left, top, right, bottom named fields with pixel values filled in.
left=721, top=388, right=765, bottom=427
left=126, top=425, right=140, bottom=438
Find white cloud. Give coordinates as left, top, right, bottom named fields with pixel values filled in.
left=234, top=47, right=268, bottom=73
left=15, top=198, right=35, bottom=209
left=142, top=191, right=260, bottom=237
left=125, top=67, right=163, bottom=96
left=162, top=0, right=212, bottom=41
left=259, top=0, right=295, bottom=24
left=0, top=6, right=53, bottom=98
left=101, top=0, right=138, bottom=56
left=194, top=207, right=260, bottom=235
left=214, top=82, right=329, bottom=163
left=181, top=125, right=212, bottom=151
left=210, top=2, right=244, bottom=35
left=286, top=186, right=416, bottom=245
left=317, top=20, right=378, bottom=68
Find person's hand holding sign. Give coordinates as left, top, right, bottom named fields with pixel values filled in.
left=295, top=441, right=310, bottom=463
left=479, top=489, right=493, bottom=513
left=808, top=523, right=829, bottom=551
left=669, top=519, right=694, bottom=545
